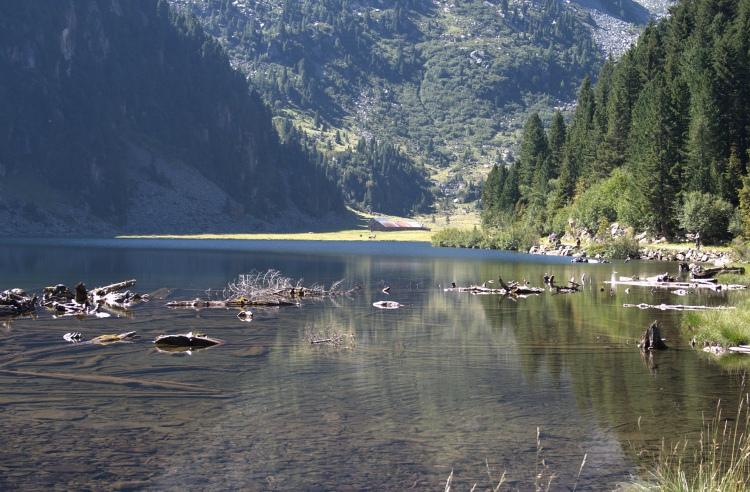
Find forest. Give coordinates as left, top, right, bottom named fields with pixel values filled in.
left=0, top=0, right=347, bottom=232
left=477, top=0, right=750, bottom=251
left=169, top=0, right=622, bottom=216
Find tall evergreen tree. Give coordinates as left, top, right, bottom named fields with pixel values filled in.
left=518, top=112, right=549, bottom=202
left=552, top=76, right=595, bottom=209
left=547, top=110, right=566, bottom=180
left=626, top=74, right=679, bottom=236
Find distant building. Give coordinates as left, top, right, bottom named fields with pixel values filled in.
left=368, top=218, right=430, bottom=232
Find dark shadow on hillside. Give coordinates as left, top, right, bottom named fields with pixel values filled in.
left=279, top=208, right=371, bottom=234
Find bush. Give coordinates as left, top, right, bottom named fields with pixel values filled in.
left=604, top=235, right=640, bottom=259
left=731, top=238, right=750, bottom=262
left=570, top=174, right=622, bottom=232
left=431, top=227, right=483, bottom=248
left=548, top=205, right=572, bottom=238
left=676, top=191, right=733, bottom=243
left=485, top=222, right=539, bottom=251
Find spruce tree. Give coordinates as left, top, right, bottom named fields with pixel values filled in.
left=518, top=112, right=549, bottom=202
left=547, top=110, right=566, bottom=180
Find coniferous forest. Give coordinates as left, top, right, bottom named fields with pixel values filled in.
left=480, top=0, right=750, bottom=249
left=168, top=0, right=619, bottom=218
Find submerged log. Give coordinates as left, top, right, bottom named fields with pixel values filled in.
left=444, top=276, right=544, bottom=296
left=0, top=289, right=37, bottom=317
left=62, top=331, right=140, bottom=345
left=373, top=301, right=403, bottom=309
left=624, top=303, right=735, bottom=311
left=638, top=320, right=669, bottom=350
left=605, top=279, right=745, bottom=291
left=41, top=280, right=142, bottom=316
left=166, top=298, right=299, bottom=309
left=691, top=265, right=745, bottom=279
left=548, top=275, right=578, bottom=293
left=154, top=332, right=224, bottom=349
left=89, top=279, right=137, bottom=297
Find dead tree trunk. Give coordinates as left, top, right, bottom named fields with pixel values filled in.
left=638, top=320, right=669, bottom=350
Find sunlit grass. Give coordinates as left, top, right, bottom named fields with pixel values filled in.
left=630, top=393, right=750, bottom=492
left=683, top=299, right=750, bottom=348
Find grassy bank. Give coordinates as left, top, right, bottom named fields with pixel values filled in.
left=680, top=269, right=750, bottom=349
left=632, top=395, right=750, bottom=492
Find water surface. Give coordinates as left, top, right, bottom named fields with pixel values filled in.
left=0, top=239, right=745, bottom=490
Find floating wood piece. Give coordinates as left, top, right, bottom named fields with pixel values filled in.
left=154, top=332, right=224, bottom=349
left=638, top=320, right=669, bottom=350
left=691, top=266, right=745, bottom=279
left=605, top=279, right=745, bottom=291
left=62, top=331, right=140, bottom=345
left=496, top=275, right=512, bottom=292
left=549, top=275, right=578, bottom=293
left=310, top=333, right=355, bottom=345
left=0, top=289, right=37, bottom=317
left=624, top=303, right=735, bottom=311
left=444, top=276, right=544, bottom=296
left=373, top=301, right=403, bottom=309
left=166, top=298, right=299, bottom=308
left=728, top=346, right=750, bottom=354
left=443, top=284, right=543, bottom=295
left=74, top=283, right=88, bottom=304
left=89, top=279, right=137, bottom=297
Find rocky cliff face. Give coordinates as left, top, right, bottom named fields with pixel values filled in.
left=0, top=0, right=341, bottom=236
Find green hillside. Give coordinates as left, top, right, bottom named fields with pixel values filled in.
left=168, top=0, right=656, bottom=216
left=0, top=0, right=343, bottom=235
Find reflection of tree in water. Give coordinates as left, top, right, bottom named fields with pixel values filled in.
left=471, top=266, right=748, bottom=471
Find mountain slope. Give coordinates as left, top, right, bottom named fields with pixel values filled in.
left=166, top=0, right=669, bottom=218
left=0, top=0, right=344, bottom=236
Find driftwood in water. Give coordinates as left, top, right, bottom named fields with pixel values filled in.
left=605, top=278, right=745, bottom=291
left=154, top=332, right=224, bottom=348
left=42, top=279, right=143, bottom=316
left=638, top=320, right=669, bottom=350
left=0, top=289, right=37, bottom=318
left=90, top=279, right=137, bottom=297
left=0, top=368, right=226, bottom=395
left=443, top=275, right=544, bottom=296
left=624, top=303, right=735, bottom=311
left=62, top=331, right=141, bottom=345
left=691, top=265, right=745, bottom=279
left=373, top=301, right=403, bottom=309
left=548, top=275, right=578, bottom=294
left=166, top=298, right=299, bottom=309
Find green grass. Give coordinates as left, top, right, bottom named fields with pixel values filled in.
left=631, top=396, right=750, bottom=492
left=683, top=299, right=750, bottom=348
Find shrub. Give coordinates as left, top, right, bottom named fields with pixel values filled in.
left=676, top=191, right=733, bottom=243
left=604, top=235, right=640, bottom=259
left=731, top=238, right=750, bottom=262
left=431, top=227, right=483, bottom=248
left=485, top=222, right=539, bottom=251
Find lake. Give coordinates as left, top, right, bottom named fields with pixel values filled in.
left=0, top=238, right=746, bottom=491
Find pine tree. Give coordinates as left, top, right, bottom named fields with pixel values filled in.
left=547, top=110, right=566, bottom=180
left=552, top=76, right=595, bottom=209
left=627, top=74, right=678, bottom=236
left=518, top=112, right=549, bottom=202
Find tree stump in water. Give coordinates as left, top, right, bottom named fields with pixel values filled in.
left=75, top=283, right=87, bottom=304
left=638, top=320, right=669, bottom=350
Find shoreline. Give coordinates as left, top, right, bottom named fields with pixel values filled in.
left=117, top=229, right=436, bottom=242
